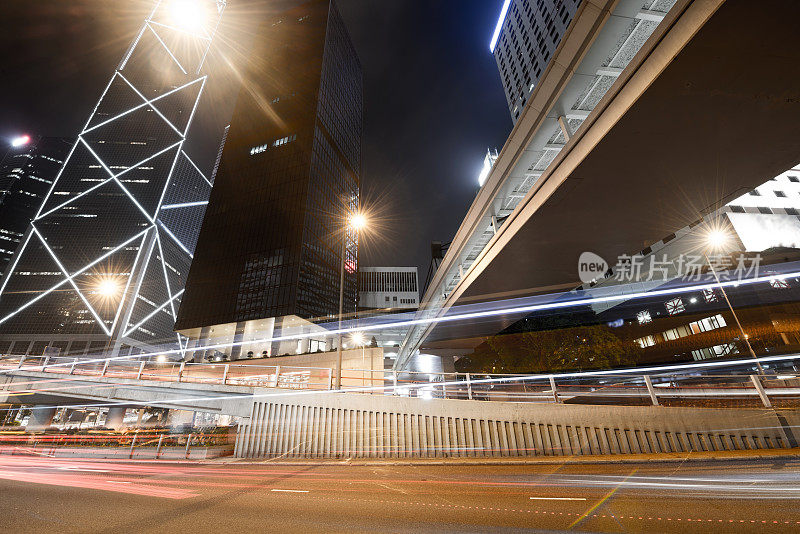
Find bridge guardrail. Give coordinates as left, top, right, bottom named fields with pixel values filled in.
left=2, top=354, right=800, bottom=408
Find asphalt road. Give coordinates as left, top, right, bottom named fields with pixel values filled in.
left=0, top=455, right=798, bottom=533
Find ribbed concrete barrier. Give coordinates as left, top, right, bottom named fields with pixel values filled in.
left=234, top=392, right=800, bottom=458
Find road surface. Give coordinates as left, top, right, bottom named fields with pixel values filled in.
left=0, top=455, right=798, bottom=532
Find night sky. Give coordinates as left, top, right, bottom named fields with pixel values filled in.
left=0, top=0, right=512, bottom=284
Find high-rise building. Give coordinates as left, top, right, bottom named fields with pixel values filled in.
left=175, top=0, right=363, bottom=338
left=0, top=0, right=227, bottom=358
left=358, top=267, right=420, bottom=311
left=0, top=136, right=73, bottom=276
left=477, top=148, right=499, bottom=187
left=490, top=0, right=582, bottom=123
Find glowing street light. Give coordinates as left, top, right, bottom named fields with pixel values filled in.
left=11, top=135, right=30, bottom=148
left=350, top=332, right=366, bottom=346
left=703, top=229, right=761, bottom=372
left=336, top=212, right=369, bottom=389
left=169, top=0, right=208, bottom=34
left=706, top=229, right=728, bottom=249
left=350, top=332, right=367, bottom=387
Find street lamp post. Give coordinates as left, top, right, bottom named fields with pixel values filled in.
left=335, top=213, right=366, bottom=389
left=705, top=230, right=762, bottom=373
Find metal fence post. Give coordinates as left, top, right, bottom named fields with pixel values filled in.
left=185, top=433, right=192, bottom=459
left=156, top=434, right=164, bottom=459
left=128, top=432, right=138, bottom=459
left=222, top=364, right=230, bottom=385
left=466, top=373, right=473, bottom=400
left=69, top=358, right=78, bottom=375
left=392, top=370, right=398, bottom=395
left=643, top=375, right=659, bottom=406
left=328, top=368, right=334, bottom=390
left=101, top=359, right=109, bottom=377
left=136, top=360, right=145, bottom=380
left=16, top=355, right=25, bottom=369
left=274, top=366, right=281, bottom=388
left=549, top=376, right=560, bottom=403
left=177, top=361, right=185, bottom=383
left=750, top=374, right=772, bottom=408
left=41, top=355, right=50, bottom=372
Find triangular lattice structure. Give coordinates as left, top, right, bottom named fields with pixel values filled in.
left=0, top=1, right=226, bottom=355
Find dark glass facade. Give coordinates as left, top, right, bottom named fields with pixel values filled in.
left=176, top=0, right=362, bottom=330
left=0, top=137, right=72, bottom=277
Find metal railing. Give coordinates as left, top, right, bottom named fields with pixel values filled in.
left=0, top=429, right=235, bottom=459
left=0, top=355, right=336, bottom=391
left=2, top=354, right=800, bottom=408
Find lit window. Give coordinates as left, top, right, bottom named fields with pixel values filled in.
left=635, top=335, right=656, bottom=348
left=665, top=298, right=685, bottom=316
left=636, top=310, right=652, bottom=325
left=703, top=288, right=718, bottom=302
left=770, top=279, right=790, bottom=289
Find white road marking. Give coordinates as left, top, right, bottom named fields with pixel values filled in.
left=271, top=489, right=309, bottom=493
left=529, top=497, right=587, bottom=501
left=57, top=467, right=111, bottom=473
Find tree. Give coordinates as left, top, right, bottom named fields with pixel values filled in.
left=462, top=324, right=637, bottom=374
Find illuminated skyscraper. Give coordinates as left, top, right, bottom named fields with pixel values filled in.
left=0, top=1, right=227, bottom=357
left=176, top=0, right=362, bottom=336
left=0, top=136, right=73, bottom=276
left=491, top=0, right=582, bottom=123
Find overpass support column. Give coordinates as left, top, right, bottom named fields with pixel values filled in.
left=105, top=406, right=128, bottom=430
left=27, top=406, right=56, bottom=432
left=194, top=326, right=211, bottom=363
left=230, top=322, right=246, bottom=361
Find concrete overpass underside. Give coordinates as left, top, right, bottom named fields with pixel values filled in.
left=416, top=0, right=800, bottom=352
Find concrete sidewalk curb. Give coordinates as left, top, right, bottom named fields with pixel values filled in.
left=206, top=448, right=800, bottom=467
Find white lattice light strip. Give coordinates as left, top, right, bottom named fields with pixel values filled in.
left=0, top=0, right=225, bottom=347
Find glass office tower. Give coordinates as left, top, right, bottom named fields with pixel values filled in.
left=175, top=0, right=363, bottom=332
left=0, top=1, right=227, bottom=357
left=0, top=136, right=73, bottom=277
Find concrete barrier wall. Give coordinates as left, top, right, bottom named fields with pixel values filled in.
left=235, top=391, right=800, bottom=458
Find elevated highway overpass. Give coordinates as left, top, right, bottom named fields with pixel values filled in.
left=2, top=354, right=800, bottom=459
left=396, top=0, right=800, bottom=368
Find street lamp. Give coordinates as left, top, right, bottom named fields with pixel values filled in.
left=335, top=212, right=367, bottom=389
left=703, top=229, right=762, bottom=373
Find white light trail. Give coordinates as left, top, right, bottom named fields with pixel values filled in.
left=6, top=269, right=800, bottom=395
left=101, top=267, right=800, bottom=361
